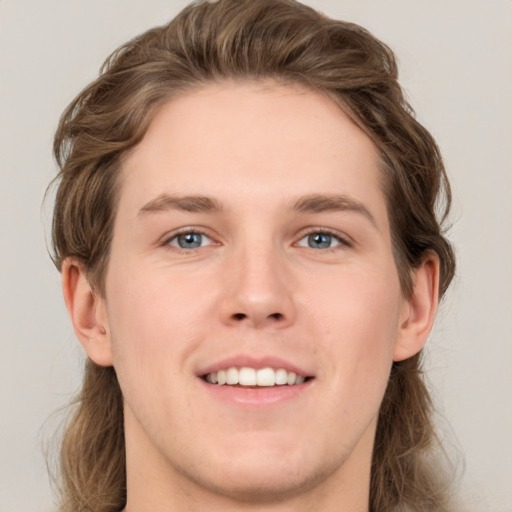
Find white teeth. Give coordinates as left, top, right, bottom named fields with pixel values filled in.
left=217, top=369, right=227, bottom=385
left=256, top=367, right=275, bottom=386
left=204, top=367, right=308, bottom=387
left=275, top=368, right=288, bottom=385
left=239, top=367, right=257, bottom=386
left=226, top=367, right=239, bottom=385
left=286, top=371, right=297, bottom=385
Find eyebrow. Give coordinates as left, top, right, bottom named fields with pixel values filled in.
left=293, top=194, right=377, bottom=227
left=138, top=194, right=224, bottom=215
left=138, top=192, right=376, bottom=227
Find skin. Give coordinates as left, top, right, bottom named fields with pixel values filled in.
left=63, top=82, right=439, bottom=512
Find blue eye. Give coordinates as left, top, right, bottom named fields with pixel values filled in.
left=169, top=232, right=212, bottom=249
left=297, top=232, right=343, bottom=249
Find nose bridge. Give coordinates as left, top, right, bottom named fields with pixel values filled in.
left=220, top=235, right=295, bottom=328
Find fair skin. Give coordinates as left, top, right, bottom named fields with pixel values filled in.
left=62, top=82, right=439, bottom=512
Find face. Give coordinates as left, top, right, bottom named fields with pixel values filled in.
left=97, top=82, right=413, bottom=502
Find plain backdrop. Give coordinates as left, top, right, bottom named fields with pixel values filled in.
left=1, top=0, right=511, bottom=511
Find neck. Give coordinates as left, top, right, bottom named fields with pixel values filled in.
left=124, top=467, right=370, bottom=512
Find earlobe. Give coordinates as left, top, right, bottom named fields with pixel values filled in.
left=393, top=253, right=440, bottom=362
left=61, top=258, right=113, bottom=367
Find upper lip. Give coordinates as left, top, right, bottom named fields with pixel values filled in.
left=197, top=355, right=313, bottom=378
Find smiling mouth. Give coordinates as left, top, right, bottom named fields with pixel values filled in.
left=202, top=367, right=312, bottom=387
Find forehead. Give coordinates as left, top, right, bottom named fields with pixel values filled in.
left=119, top=81, right=387, bottom=226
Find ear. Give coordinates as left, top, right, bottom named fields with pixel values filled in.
left=61, top=258, right=113, bottom=366
left=393, top=252, right=440, bottom=362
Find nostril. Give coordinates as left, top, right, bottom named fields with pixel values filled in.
left=229, top=312, right=285, bottom=324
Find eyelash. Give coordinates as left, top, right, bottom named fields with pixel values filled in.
left=161, top=228, right=216, bottom=252
left=296, top=228, right=351, bottom=250
left=161, top=227, right=351, bottom=252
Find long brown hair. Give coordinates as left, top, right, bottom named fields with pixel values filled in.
left=50, top=1, right=456, bottom=510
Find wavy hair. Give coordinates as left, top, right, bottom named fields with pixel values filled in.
left=50, top=1, right=456, bottom=510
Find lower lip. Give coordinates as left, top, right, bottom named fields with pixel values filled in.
left=199, top=378, right=313, bottom=407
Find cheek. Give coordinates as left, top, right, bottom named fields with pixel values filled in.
left=308, top=262, right=401, bottom=339
left=104, top=272, right=204, bottom=426
left=107, top=274, right=203, bottom=351
left=104, top=260, right=225, bottom=387
left=306, top=264, right=402, bottom=388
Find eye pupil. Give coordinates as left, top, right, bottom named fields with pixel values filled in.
left=178, top=233, right=202, bottom=248
left=308, top=233, right=331, bottom=249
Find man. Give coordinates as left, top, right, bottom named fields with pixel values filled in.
left=50, top=1, right=456, bottom=511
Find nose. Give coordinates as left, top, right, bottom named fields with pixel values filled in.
left=219, top=244, right=296, bottom=329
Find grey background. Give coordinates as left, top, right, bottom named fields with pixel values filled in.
left=1, top=0, right=511, bottom=510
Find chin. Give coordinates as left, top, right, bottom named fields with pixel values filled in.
left=176, top=442, right=347, bottom=504
left=189, top=463, right=329, bottom=503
